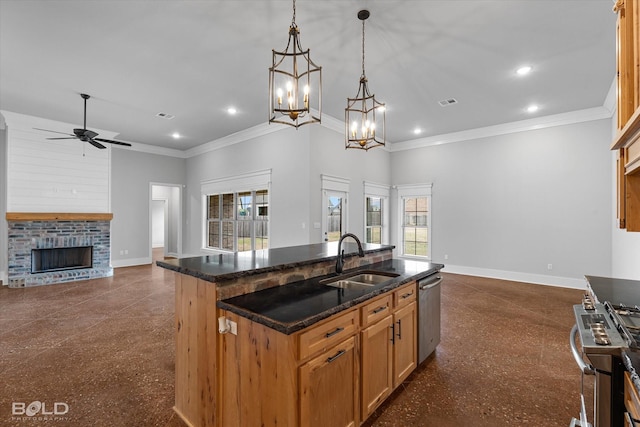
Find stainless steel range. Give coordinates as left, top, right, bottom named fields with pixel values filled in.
left=571, top=276, right=640, bottom=427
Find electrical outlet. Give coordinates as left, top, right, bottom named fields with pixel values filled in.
left=547, top=264, right=553, bottom=270
left=444, top=254, right=449, bottom=260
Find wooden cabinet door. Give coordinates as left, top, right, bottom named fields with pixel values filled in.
left=299, top=336, right=358, bottom=427
left=360, top=314, right=393, bottom=420
left=393, top=301, right=417, bottom=387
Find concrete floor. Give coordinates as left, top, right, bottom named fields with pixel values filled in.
left=0, top=252, right=586, bottom=426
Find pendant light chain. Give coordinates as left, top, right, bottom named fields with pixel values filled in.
left=361, top=17, right=366, bottom=78
left=292, top=0, right=296, bottom=26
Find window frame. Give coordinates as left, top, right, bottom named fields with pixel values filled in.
left=205, top=189, right=269, bottom=252
left=201, top=170, right=271, bottom=253
left=396, top=183, right=432, bottom=260
left=363, top=181, right=390, bottom=245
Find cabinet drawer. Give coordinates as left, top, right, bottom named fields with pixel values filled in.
left=625, top=372, right=640, bottom=421
left=361, top=294, right=392, bottom=327
left=298, top=309, right=358, bottom=360
left=394, top=283, right=416, bottom=308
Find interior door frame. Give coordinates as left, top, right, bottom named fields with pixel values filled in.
left=149, top=182, right=183, bottom=259
left=320, top=174, right=350, bottom=242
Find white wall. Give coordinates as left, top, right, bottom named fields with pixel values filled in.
left=183, top=126, right=313, bottom=254
left=151, top=199, right=165, bottom=248
left=2, top=111, right=110, bottom=213
left=0, top=123, right=7, bottom=283
left=111, top=149, right=185, bottom=266
left=182, top=123, right=392, bottom=255
left=308, top=125, right=391, bottom=243
left=391, top=119, right=613, bottom=288
left=6, top=108, right=636, bottom=285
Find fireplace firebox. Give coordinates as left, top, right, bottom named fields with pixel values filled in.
left=31, top=246, right=93, bottom=274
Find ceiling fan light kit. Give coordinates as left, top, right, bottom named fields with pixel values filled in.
left=34, top=93, right=132, bottom=150
left=268, top=0, right=322, bottom=128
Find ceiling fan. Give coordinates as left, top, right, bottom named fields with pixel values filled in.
left=34, top=93, right=132, bottom=149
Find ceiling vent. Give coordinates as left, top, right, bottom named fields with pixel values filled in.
left=155, top=112, right=175, bottom=119
left=438, top=98, right=458, bottom=107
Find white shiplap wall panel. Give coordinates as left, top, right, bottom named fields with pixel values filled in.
left=5, top=114, right=111, bottom=213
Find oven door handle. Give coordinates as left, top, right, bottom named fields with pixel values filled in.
left=570, top=324, right=595, bottom=375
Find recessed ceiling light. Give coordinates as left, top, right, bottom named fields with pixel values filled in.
left=526, top=104, right=539, bottom=113
left=227, top=107, right=237, bottom=115
left=172, top=132, right=181, bottom=139
left=413, top=128, right=422, bottom=135
left=516, top=66, right=532, bottom=76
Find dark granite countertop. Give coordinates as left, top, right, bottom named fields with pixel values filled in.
left=218, top=259, right=444, bottom=335
left=156, top=242, right=393, bottom=283
left=585, top=275, right=640, bottom=307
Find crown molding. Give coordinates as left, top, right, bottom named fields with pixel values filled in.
left=3, top=88, right=617, bottom=159
left=118, top=140, right=186, bottom=158
left=388, top=105, right=614, bottom=153
left=0, top=110, right=118, bottom=139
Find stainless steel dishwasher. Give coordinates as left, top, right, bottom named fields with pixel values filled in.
left=418, top=273, right=443, bottom=364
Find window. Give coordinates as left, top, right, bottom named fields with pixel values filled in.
left=365, top=196, right=382, bottom=244
left=202, top=170, right=271, bottom=253
left=206, top=189, right=269, bottom=252
left=364, top=182, right=390, bottom=244
left=397, top=184, right=432, bottom=259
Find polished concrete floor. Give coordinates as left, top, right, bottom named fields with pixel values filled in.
left=0, top=252, right=586, bottom=426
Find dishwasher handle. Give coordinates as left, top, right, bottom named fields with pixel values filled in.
left=419, top=275, right=443, bottom=290
left=570, top=324, right=595, bottom=375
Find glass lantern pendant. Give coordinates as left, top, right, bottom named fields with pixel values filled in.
left=269, top=0, right=322, bottom=128
left=345, top=9, right=385, bottom=150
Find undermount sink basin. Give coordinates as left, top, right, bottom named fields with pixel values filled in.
left=321, top=271, right=400, bottom=289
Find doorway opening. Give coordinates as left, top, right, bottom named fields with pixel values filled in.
left=150, top=183, right=182, bottom=262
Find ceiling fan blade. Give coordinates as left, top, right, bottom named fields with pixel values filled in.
left=83, top=129, right=98, bottom=139
left=94, top=137, right=132, bottom=147
left=88, top=139, right=107, bottom=149
left=46, top=137, right=78, bottom=140
left=34, top=128, right=74, bottom=136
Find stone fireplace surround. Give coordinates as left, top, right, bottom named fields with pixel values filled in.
left=6, top=213, right=113, bottom=287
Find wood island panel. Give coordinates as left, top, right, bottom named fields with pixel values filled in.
left=219, top=310, right=298, bottom=427
left=174, top=274, right=217, bottom=427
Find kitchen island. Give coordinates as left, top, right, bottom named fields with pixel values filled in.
left=157, top=242, right=442, bottom=427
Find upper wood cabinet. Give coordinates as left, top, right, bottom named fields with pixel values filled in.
left=614, top=0, right=640, bottom=231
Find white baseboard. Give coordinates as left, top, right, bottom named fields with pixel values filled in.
left=111, top=257, right=152, bottom=268
left=441, top=264, right=587, bottom=290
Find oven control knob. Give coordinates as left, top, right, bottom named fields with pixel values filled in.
left=590, top=323, right=611, bottom=346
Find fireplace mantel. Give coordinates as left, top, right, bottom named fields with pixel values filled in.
left=6, top=212, right=113, bottom=221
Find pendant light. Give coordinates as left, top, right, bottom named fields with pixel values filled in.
left=269, top=0, right=322, bottom=128
left=345, top=10, right=385, bottom=150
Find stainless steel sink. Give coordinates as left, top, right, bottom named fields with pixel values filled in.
left=321, top=270, right=400, bottom=289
